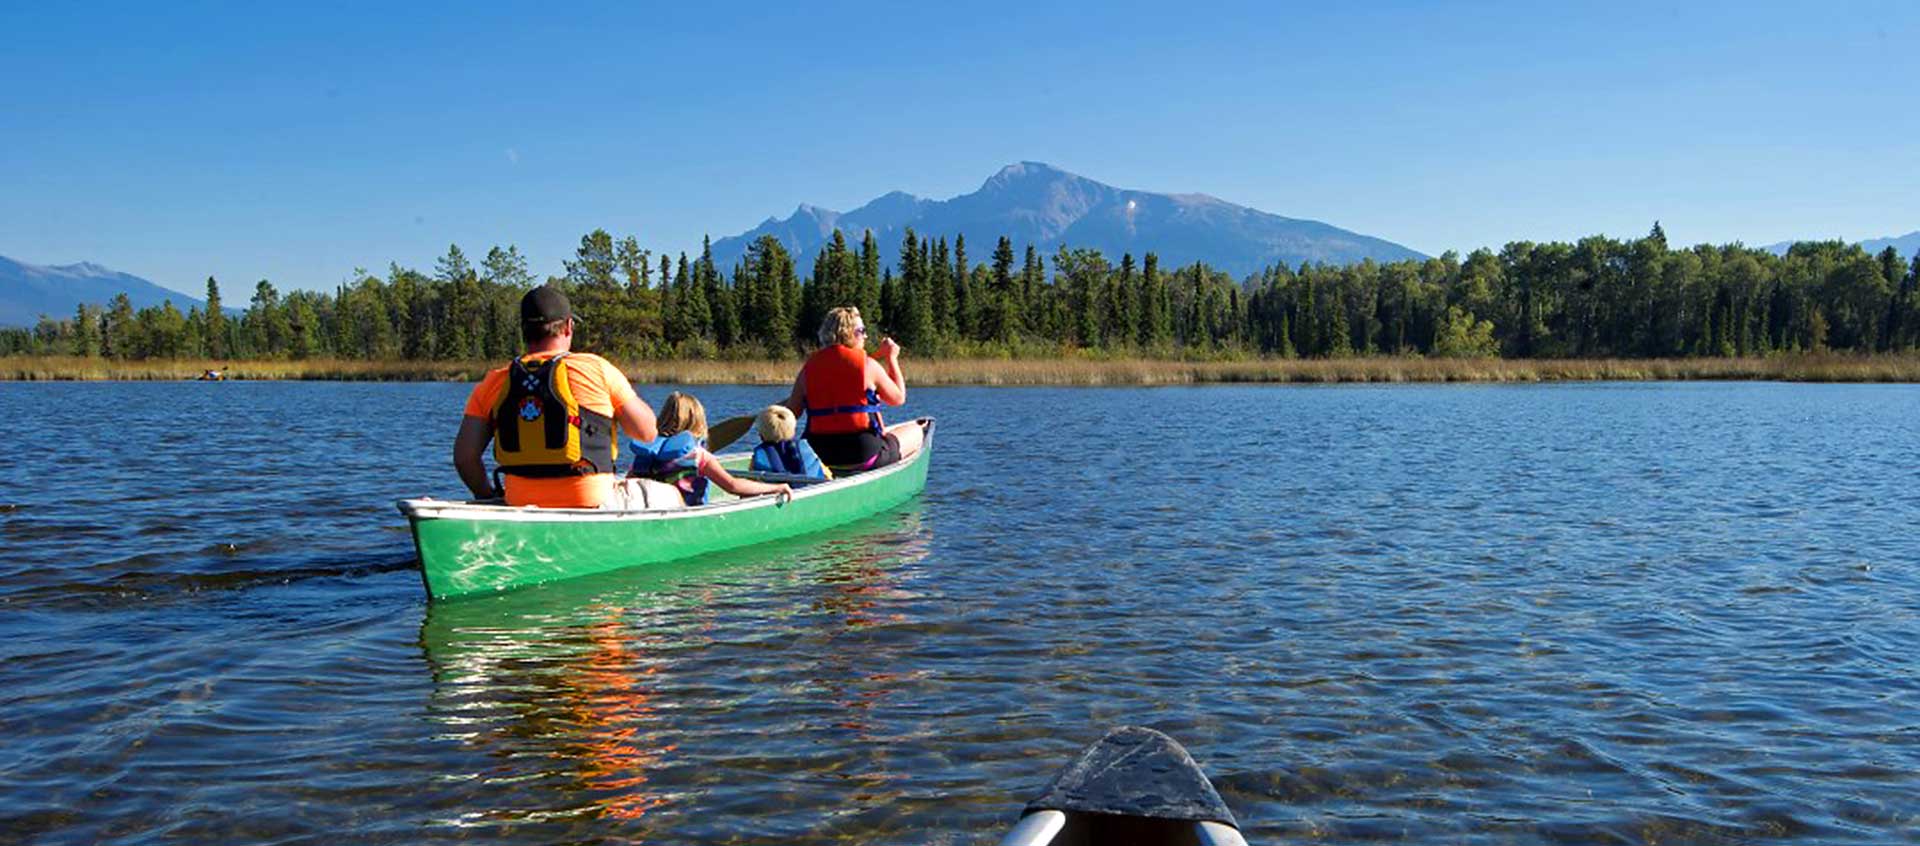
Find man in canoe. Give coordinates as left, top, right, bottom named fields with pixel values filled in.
left=452, top=285, right=659, bottom=507
left=780, top=306, right=922, bottom=474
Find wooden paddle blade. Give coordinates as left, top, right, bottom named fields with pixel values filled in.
left=706, top=414, right=757, bottom=452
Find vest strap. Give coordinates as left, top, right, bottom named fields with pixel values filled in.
left=807, top=404, right=886, bottom=417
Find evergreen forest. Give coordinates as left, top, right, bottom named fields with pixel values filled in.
left=7, top=225, right=1919, bottom=363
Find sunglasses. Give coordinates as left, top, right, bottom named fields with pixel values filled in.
left=854, top=326, right=868, bottom=337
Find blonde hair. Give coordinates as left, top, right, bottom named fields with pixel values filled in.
left=817, top=306, right=864, bottom=348
left=756, top=405, right=796, bottom=442
left=656, top=391, right=708, bottom=439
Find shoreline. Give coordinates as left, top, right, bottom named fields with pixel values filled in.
left=7, top=354, right=1920, bottom=384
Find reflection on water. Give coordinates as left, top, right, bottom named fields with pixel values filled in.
left=419, top=506, right=932, bottom=834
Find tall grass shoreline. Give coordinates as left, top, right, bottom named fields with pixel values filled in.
left=7, top=354, right=1920, bottom=384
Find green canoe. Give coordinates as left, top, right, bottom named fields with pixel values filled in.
left=398, top=417, right=935, bottom=599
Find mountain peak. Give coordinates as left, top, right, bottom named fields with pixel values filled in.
left=1, top=255, right=204, bottom=326
left=705, top=163, right=1424, bottom=278
left=845, top=190, right=927, bottom=224
left=984, top=161, right=1074, bottom=188
left=57, top=261, right=115, bottom=277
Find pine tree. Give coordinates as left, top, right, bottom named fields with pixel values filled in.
left=103, top=293, right=135, bottom=359
left=1023, top=245, right=1046, bottom=338
left=929, top=237, right=954, bottom=342
left=988, top=236, right=1016, bottom=344
left=781, top=252, right=804, bottom=347
left=1327, top=279, right=1352, bottom=357
left=897, top=229, right=934, bottom=351
left=858, top=230, right=883, bottom=329
left=952, top=234, right=971, bottom=340
left=248, top=279, right=289, bottom=357
left=666, top=253, right=705, bottom=346
left=879, top=267, right=899, bottom=338
left=72, top=303, right=100, bottom=357
left=699, top=236, right=735, bottom=346
left=289, top=295, right=320, bottom=359
left=436, top=244, right=473, bottom=283
left=617, top=235, right=659, bottom=352
left=203, top=277, right=225, bottom=359
left=1142, top=253, right=1171, bottom=348
left=745, top=235, right=794, bottom=351
left=1057, top=246, right=1108, bottom=347
left=1296, top=271, right=1318, bottom=355
left=1115, top=253, right=1139, bottom=349
left=481, top=246, right=533, bottom=289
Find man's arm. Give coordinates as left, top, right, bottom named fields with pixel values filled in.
left=453, top=415, right=496, bottom=499
left=617, top=395, right=658, bottom=443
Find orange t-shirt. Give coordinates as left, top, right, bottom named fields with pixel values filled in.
left=462, top=352, right=641, bottom=508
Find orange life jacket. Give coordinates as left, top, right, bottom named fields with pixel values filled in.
left=802, top=345, right=884, bottom=436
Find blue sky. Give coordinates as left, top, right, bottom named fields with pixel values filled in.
left=3, top=1, right=1916, bottom=296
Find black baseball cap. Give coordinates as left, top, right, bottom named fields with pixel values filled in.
left=520, top=285, right=576, bottom=324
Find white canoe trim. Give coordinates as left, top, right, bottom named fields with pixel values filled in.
left=997, top=810, right=1066, bottom=846
left=996, top=812, right=1245, bottom=846
left=397, top=418, right=932, bottom=525
left=1199, top=820, right=1250, bottom=846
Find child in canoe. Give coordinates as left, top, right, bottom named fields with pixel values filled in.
left=749, top=405, right=830, bottom=480
left=625, top=392, right=790, bottom=507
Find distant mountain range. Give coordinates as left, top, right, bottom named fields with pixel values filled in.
left=0, top=255, right=201, bottom=327
left=708, top=162, right=1426, bottom=278
left=1762, top=231, right=1920, bottom=258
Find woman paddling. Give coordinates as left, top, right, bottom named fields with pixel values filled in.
left=782, top=306, right=923, bottom=474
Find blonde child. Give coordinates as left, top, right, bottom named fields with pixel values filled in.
left=627, top=392, right=790, bottom=507
left=749, top=405, right=830, bottom=479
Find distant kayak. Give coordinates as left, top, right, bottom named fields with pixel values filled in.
left=398, top=417, right=935, bottom=599
left=999, top=726, right=1247, bottom=846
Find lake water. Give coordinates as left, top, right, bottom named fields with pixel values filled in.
left=3, top=381, right=1918, bottom=844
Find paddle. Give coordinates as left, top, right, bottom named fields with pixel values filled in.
left=705, top=414, right=757, bottom=452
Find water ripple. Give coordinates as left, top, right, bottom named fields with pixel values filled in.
left=2, top=382, right=1919, bottom=843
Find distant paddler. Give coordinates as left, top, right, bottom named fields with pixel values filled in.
left=452, top=285, right=658, bottom=508
left=781, top=306, right=923, bottom=474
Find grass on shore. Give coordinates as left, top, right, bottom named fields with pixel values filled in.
left=7, top=353, right=1920, bottom=384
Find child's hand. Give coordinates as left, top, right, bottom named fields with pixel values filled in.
left=770, top=483, right=793, bottom=503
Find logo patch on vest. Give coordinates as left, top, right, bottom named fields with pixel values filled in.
left=518, top=396, right=543, bottom=421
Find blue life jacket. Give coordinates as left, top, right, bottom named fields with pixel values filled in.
left=751, top=438, right=828, bottom=479
left=627, top=431, right=709, bottom=506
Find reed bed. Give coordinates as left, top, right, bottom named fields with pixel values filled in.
left=0, top=357, right=489, bottom=382
left=8, top=354, right=1920, bottom=384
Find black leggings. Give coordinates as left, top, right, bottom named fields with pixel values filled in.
left=806, top=430, right=902, bottom=472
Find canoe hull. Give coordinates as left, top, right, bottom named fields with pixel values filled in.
left=401, top=418, right=933, bottom=599
left=999, top=726, right=1246, bottom=846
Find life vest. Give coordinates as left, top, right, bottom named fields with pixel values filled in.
left=628, top=431, right=709, bottom=506
left=802, top=345, right=883, bottom=436
left=491, top=352, right=617, bottom=478
left=751, top=439, right=829, bottom=479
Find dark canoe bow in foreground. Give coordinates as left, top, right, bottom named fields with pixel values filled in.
left=397, top=417, right=935, bottom=600
left=1000, top=726, right=1247, bottom=846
